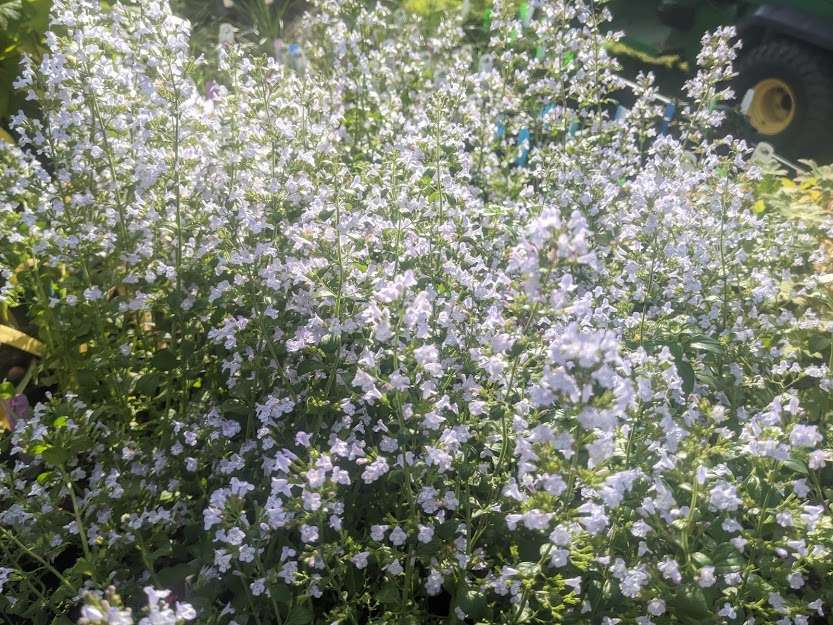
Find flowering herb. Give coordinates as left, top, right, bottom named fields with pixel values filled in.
left=0, top=1, right=831, bottom=624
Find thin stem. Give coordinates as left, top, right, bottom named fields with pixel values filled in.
left=0, top=528, right=75, bottom=593
left=62, top=470, right=95, bottom=565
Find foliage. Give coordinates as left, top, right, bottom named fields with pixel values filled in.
left=172, top=0, right=306, bottom=65
left=0, top=0, right=50, bottom=123
left=753, top=163, right=833, bottom=413
left=0, top=1, right=832, bottom=624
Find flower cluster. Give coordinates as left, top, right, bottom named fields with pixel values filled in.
left=79, top=586, right=195, bottom=625
left=0, top=0, right=831, bottom=624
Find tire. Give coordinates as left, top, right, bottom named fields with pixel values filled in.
left=734, top=39, right=833, bottom=160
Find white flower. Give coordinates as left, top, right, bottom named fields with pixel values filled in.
left=647, top=599, right=666, bottom=616
left=549, top=525, right=571, bottom=546
left=83, top=286, right=104, bottom=301
left=223, top=527, right=245, bottom=545
left=697, top=566, right=716, bottom=588
left=544, top=547, right=566, bottom=567
left=808, top=450, right=829, bottom=469
left=176, top=601, right=197, bottom=621
left=808, top=599, right=824, bottom=616
left=769, top=592, right=788, bottom=613
left=80, top=606, right=104, bottom=622
left=0, top=567, right=13, bottom=593
left=370, top=525, right=388, bottom=541
left=658, top=558, right=682, bottom=584
left=789, top=425, right=821, bottom=448
left=776, top=511, right=793, bottom=527
left=361, top=457, right=389, bottom=484
left=618, top=565, right=649, bottom=598
left=730, top=536, right=747, bottom=552
left=577, top=503, right=609, bottom=535
left=521, top=510, right=554, bottom=531
left=793, top=479, right=811, bottom=497
left=709, top=480, right=742, bottom=512
left=417, top=524, right=434, bottom=543
left=351, top=552, right=369, bottom=569
left=425, top=569, right=444, bottom=596
left=250, top=578, right=266, bottom=597
left=300, top=524, right=319, bottom=543
left=721, top=518, right=742, bottom=533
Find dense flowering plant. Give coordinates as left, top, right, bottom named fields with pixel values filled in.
left=1, top=0, right=832, bottom=624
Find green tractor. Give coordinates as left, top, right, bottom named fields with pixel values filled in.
left=609, top=0, right=833, bottom=159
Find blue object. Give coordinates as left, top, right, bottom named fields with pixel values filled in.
left=495, top=113, right=507, bottom=140
left=515, top=126, right=530, bottom=166
left=659, top=102, right=676, bottom=135
left=568, top=119, right=580, bottom=137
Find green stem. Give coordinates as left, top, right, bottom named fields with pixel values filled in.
left=62, top=470, right=95, bottom=565
left=0, top=528, right=75, bottom=593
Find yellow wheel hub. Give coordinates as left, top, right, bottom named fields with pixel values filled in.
left=746, top=78, right=796, bottom=135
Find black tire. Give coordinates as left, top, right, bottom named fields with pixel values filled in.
left=735, top=39, right=833, bottom=160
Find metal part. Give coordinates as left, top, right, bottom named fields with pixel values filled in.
left=745, top=78, right=797, bottom=135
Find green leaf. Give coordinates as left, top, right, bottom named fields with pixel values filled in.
left=688, top=337, right=722, bottom=355
left=712, top=542, right=744, bottom=573
left=517, top=533, right=546, bottom=562
left=221, top=400, right=250, bottom=418
left=320, top=335, right=339, bottom=354
left=149, top=539, right=173, bottom=561
left=516, top=561, right=540, bottom=577
left=284, top=606, right=313, bottom=625
left=377, top=582, right=400, bottom=605
left=67, top=556, right=97, bottom=579
left=40, top=445, right=70, bottom=466
left=27, top=0, right=51, bottom=33
left=136, top=372, right=161, bottom=396
left=676, top=360, right=695, bottom=394
left=781, top=458, right=808, bottom=475
left=297, top=358, right=322, bottom=376
left=667, top=341, right=684, bottom=361
left=151, top=349, right=178, bottom=371
left=271, top=583, right=292, bottom=604
left=157, top=562, right=197, bottom=588
left=0, top=380, right=14, bottom=399
left=437, top=520, right=457, bottom=540
left=36, top=470, right=52, bottom=485
left=668, top=588, right=716, bottom=625
left=30, top=442, right=49, bottom=455
left=456, top=590, right=487, bottom=620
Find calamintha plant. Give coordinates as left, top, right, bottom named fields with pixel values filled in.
left=0, top=0, right=831, bottom=624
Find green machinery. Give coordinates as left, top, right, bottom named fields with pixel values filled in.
left=609, top=0, right=833, bottom=158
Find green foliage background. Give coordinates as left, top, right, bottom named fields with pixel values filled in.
left=0, top=0, right=50, bottom=126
